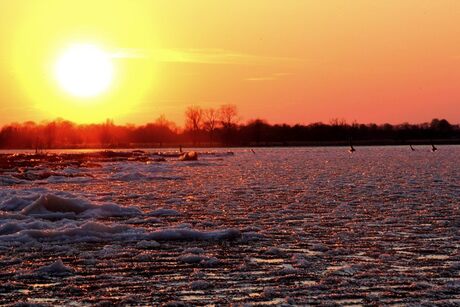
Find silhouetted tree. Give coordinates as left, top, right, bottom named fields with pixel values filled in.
left=203, top=108, right=220, bottom=146
left=44, top=122, right=57, bottom=149
left=0, top=116, right=459, bottom=149
left=155, top=115, right=177, bottom=146
left=244, top=119, right=269, bottom=145
left=100, top=119, right=115, bottom=147
left=185, top=106, right=204, bottom=145
left=219, top=104, right=239, bottom=145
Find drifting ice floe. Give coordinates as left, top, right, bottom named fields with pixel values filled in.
left=0, top=188, right=243, bottom=248
left=20, top=194, right=141, bottom=219
left=0, top=220, right=141, bottom=245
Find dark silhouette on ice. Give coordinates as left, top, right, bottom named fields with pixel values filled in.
left=349, top=138, right=356, bottom=153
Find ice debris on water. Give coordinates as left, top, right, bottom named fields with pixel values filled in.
left=0, top=148, right=459, bottom=305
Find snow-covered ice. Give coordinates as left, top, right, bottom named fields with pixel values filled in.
left=0, top=147, right=459, bottom=305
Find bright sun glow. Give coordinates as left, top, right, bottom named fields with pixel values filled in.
left=55, top=44, right=113, bottom=98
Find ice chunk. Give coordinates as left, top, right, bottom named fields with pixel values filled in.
left=278, top=264, right=298, bottom=275
left=241, top=231, right=265, bottom=242
left=112, top=172, right=150, bottom=181
left=0, top=223, right=23, bottom=235
left=0, top=196, right=34, bottom=211
left=136, top=240, right=161, bottom=249
left=19, top=194, right=140, bottom=219
left=147, top=228, right=241, bottom=241
left=329, top=264, right=361, bottom=276
left=35, top=259, right=73, bottom=276
left=264, top=247, right=284, bottom=256
left=163, top=301, right=189, bottom=307
left=190, top=280, right=212, bottom=290
left=178, top=254, right=207, bottom=264
left=310, top=243, right=328, bottom=252
left=149, top=208, right=181, bottom=217
left=135, top=252, right=153, bottom=262
left=178, top=254, right=220, bottom=267
left=200, top=257, right=220, bottom=267
left=178, top=151, right=198, bottom=161
left=127, top=217, right=161, bottom=224
left=0, top=221, right=142, bottom=244
left=0, top=175, right=25, bottom=185
left=22, top=194, right=90, bottom=215
left=184, top=247, right=205, bottom=254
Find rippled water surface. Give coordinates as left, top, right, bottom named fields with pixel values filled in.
left=0, top=147, right=459, bottom=305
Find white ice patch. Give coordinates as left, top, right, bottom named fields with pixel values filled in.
left=0, top=188, right=243, bottom=247
left=0, top=221, right=144, bottom=245
left=0, top=190, right=144, bottom=245
left=1, top=192, right=140, bottom=219
left=19, top=194, right=140, bottom=219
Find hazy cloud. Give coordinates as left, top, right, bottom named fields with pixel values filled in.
left=111, top=49, right=146, bottom=59
left=112, top=48, right=305, bottom=66
left=245, top=72, right=292, bottom=82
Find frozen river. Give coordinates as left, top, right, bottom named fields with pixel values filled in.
left=0, top=147, right=459, bottom=305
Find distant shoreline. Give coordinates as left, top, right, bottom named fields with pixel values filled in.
left=1, top=138, right=460, bottom=151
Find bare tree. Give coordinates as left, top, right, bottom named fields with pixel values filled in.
left=100, top=118, right=114, bottom=147
left=329, top=118, right=347, bottom=126
left=155, top=114, right=178, bottom=132
left=203, top=108, right=220, bottom=146
left=219, top=104, right=239, bottom=128
left=155, top=114, right=177, bottom=147
left=219, top=104, right=239, bottom=145
left=185, top=106, right=203, bottom=145
left=155, top=114, right=169, bottom=128
left=44, top=122, right=56, bottom=149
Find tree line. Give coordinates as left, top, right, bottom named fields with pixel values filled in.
left=0, top=104, right=459, bottom=149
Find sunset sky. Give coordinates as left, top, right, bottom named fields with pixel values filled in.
left=0, top=0, right=459, bottom=126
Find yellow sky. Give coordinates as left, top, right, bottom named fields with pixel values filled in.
left=0, top=0, right=459, bottom=125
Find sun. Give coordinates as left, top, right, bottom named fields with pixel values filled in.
left=55, top=44, right=114, bottom=98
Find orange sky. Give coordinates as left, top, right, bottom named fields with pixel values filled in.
left=0, top=0, right=459, bottom=126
